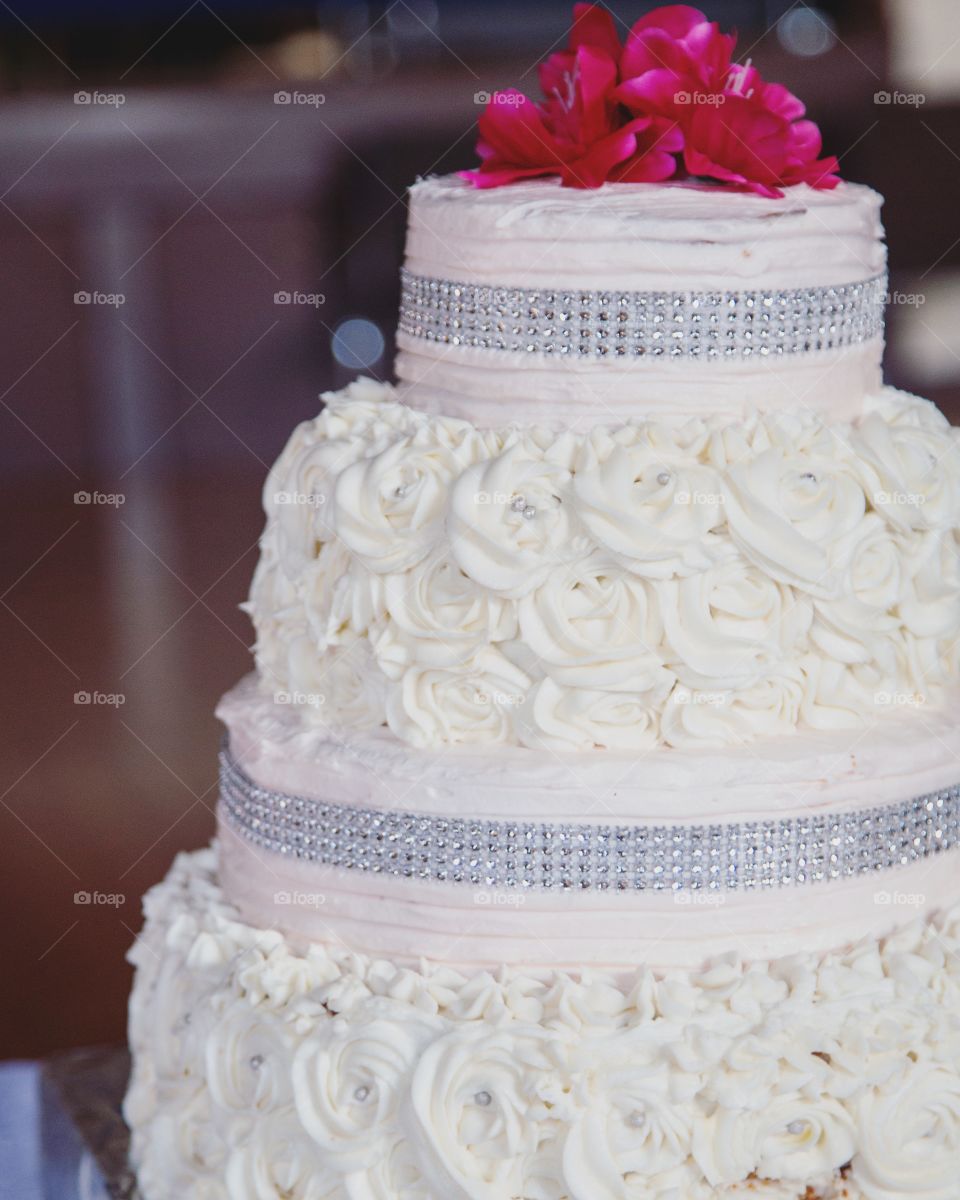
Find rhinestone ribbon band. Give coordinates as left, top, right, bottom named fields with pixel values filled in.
left=398, top=268, right=887, bottom=361
left=220, top=746, right=959, bottom=893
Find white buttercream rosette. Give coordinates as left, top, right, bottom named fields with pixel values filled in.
left=849, top=1063, right=960, bottom=1200
left=693, top=1095, right=856, bottom=1186
left=518, top=553, right=667, bottom=689
left=562, top=1034, right=698, bottom=1198
left=408, top=1024, right=556, bottom=1200
left=124, top=851, right=960, bottom=1200
left=386, top=648, right=531, bottom=746
left=244, top=386, right=960, bottom=750
left=572, top=437, right=725, bottom=578
left=264, top=380, right=407, bottom=579
left=204, top=1007, right=295, bottom=1113
left=373, top=553, right=516, bottom=674
left=721, top=443, right=868, bottom=595
left=519, top=675, right=667, bottom=751
left=448, top=439, right=589, bottom=597
left=225, top=1109, right=337, bottom=1200
left=854, top=407, right=960, bottom=533
left=292, top=1007, right=440, bottom=1175
left=334, top=424, right=487, bottom=573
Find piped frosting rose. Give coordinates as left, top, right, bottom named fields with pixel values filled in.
left=386, top=649, right=531, bottom=747
left=409, top=1026, right=554, bottom=1200
left=334, top=424, right=489, bottom=574
left=292, top=1009, right=440, bottom=1174
left=692, top=1095, right=856, bottom=1186
left=850, top=1064, right=960, bottom=1199
left=721, top=446, right=867, bottom=594
left=373, top=554, right=517, bottom=674
left=518, top=554, right=668, bottom=688
left=448, top=441, right=587, bottom=596
left=519, top=675, right=666, bottom=752
left=573, top=443, right=725, bottom=578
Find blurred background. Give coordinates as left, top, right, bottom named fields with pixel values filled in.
left=2, top=0, right=959, bottom=1059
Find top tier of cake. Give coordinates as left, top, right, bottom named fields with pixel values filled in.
left=396, top=176, right=887, bottom=426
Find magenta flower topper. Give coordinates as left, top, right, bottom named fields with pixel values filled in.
left=462, top=3, right=840, bottom=198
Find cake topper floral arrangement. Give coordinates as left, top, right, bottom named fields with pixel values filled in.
left=463, top=3, right=839, bottom=197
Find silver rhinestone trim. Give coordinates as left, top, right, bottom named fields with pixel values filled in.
left=220, top=746, right=960, bottom=893
left=398, top=268, right=887, bottom=360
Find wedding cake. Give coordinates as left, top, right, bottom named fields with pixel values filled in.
left=124, top=7, right=960, bottom=1199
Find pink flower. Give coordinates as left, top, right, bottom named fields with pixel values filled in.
left=616, top=4, right=736, bottom=119
left=462, top=3, right=679, bottom=189
left=460, top=3, right=838, bottom=196
left=616, top=11, right=838, bottom=196
left=540, top=0, right=622, bottom=94
left=680, top=65, right=840, bottom=196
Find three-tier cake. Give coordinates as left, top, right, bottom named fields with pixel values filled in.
left=124, top=7, right=960, bottom=1198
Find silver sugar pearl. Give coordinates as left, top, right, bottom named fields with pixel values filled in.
left=354, top=1084, right=371, bottom=1102
left=474, top=1090, right=492, bottom=1107
left=522, top=505, right=536, bottom=520
left=249, top=1053, right=264, bottom=1070
left=656, top=471, right=671, bottom=486
left=625, top=1108, right=646, bottom=1128
left=800, top=472, right=817, bottom=483
left=787, top=1120, right=808, bottom=1135
left=394, top=483, right=409, bottom=498
left=509, top=495, right=526, bottom=513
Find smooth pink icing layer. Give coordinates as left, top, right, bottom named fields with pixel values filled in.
left=219, top=677, right=960, bottom=826
left=394, top=338, right=882, bottom=426
left=397, top=175, right=886, bottom=423
left=218, top=819, right=960, bottom=971
left=217, top=679, right=960, bottom=971
left=404, top=177, right=885, bottom=292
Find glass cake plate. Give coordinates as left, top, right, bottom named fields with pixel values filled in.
left=39, top=1047, right=138, bottom=1200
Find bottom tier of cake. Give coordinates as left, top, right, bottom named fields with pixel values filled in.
left=125, top=846, right=960, bottom=1200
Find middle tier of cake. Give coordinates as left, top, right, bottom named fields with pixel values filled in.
left=217, top=676, right=960, bottom=971
left=249, top=379, right=960, bottom=756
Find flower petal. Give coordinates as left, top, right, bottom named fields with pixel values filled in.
left=631, top=4, right=711, bottom=39
left=616, top=68, right=690, bottom=115
left=570, top=1, right=622, bottom=58
left=561, top=126, right=641, bottom=188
